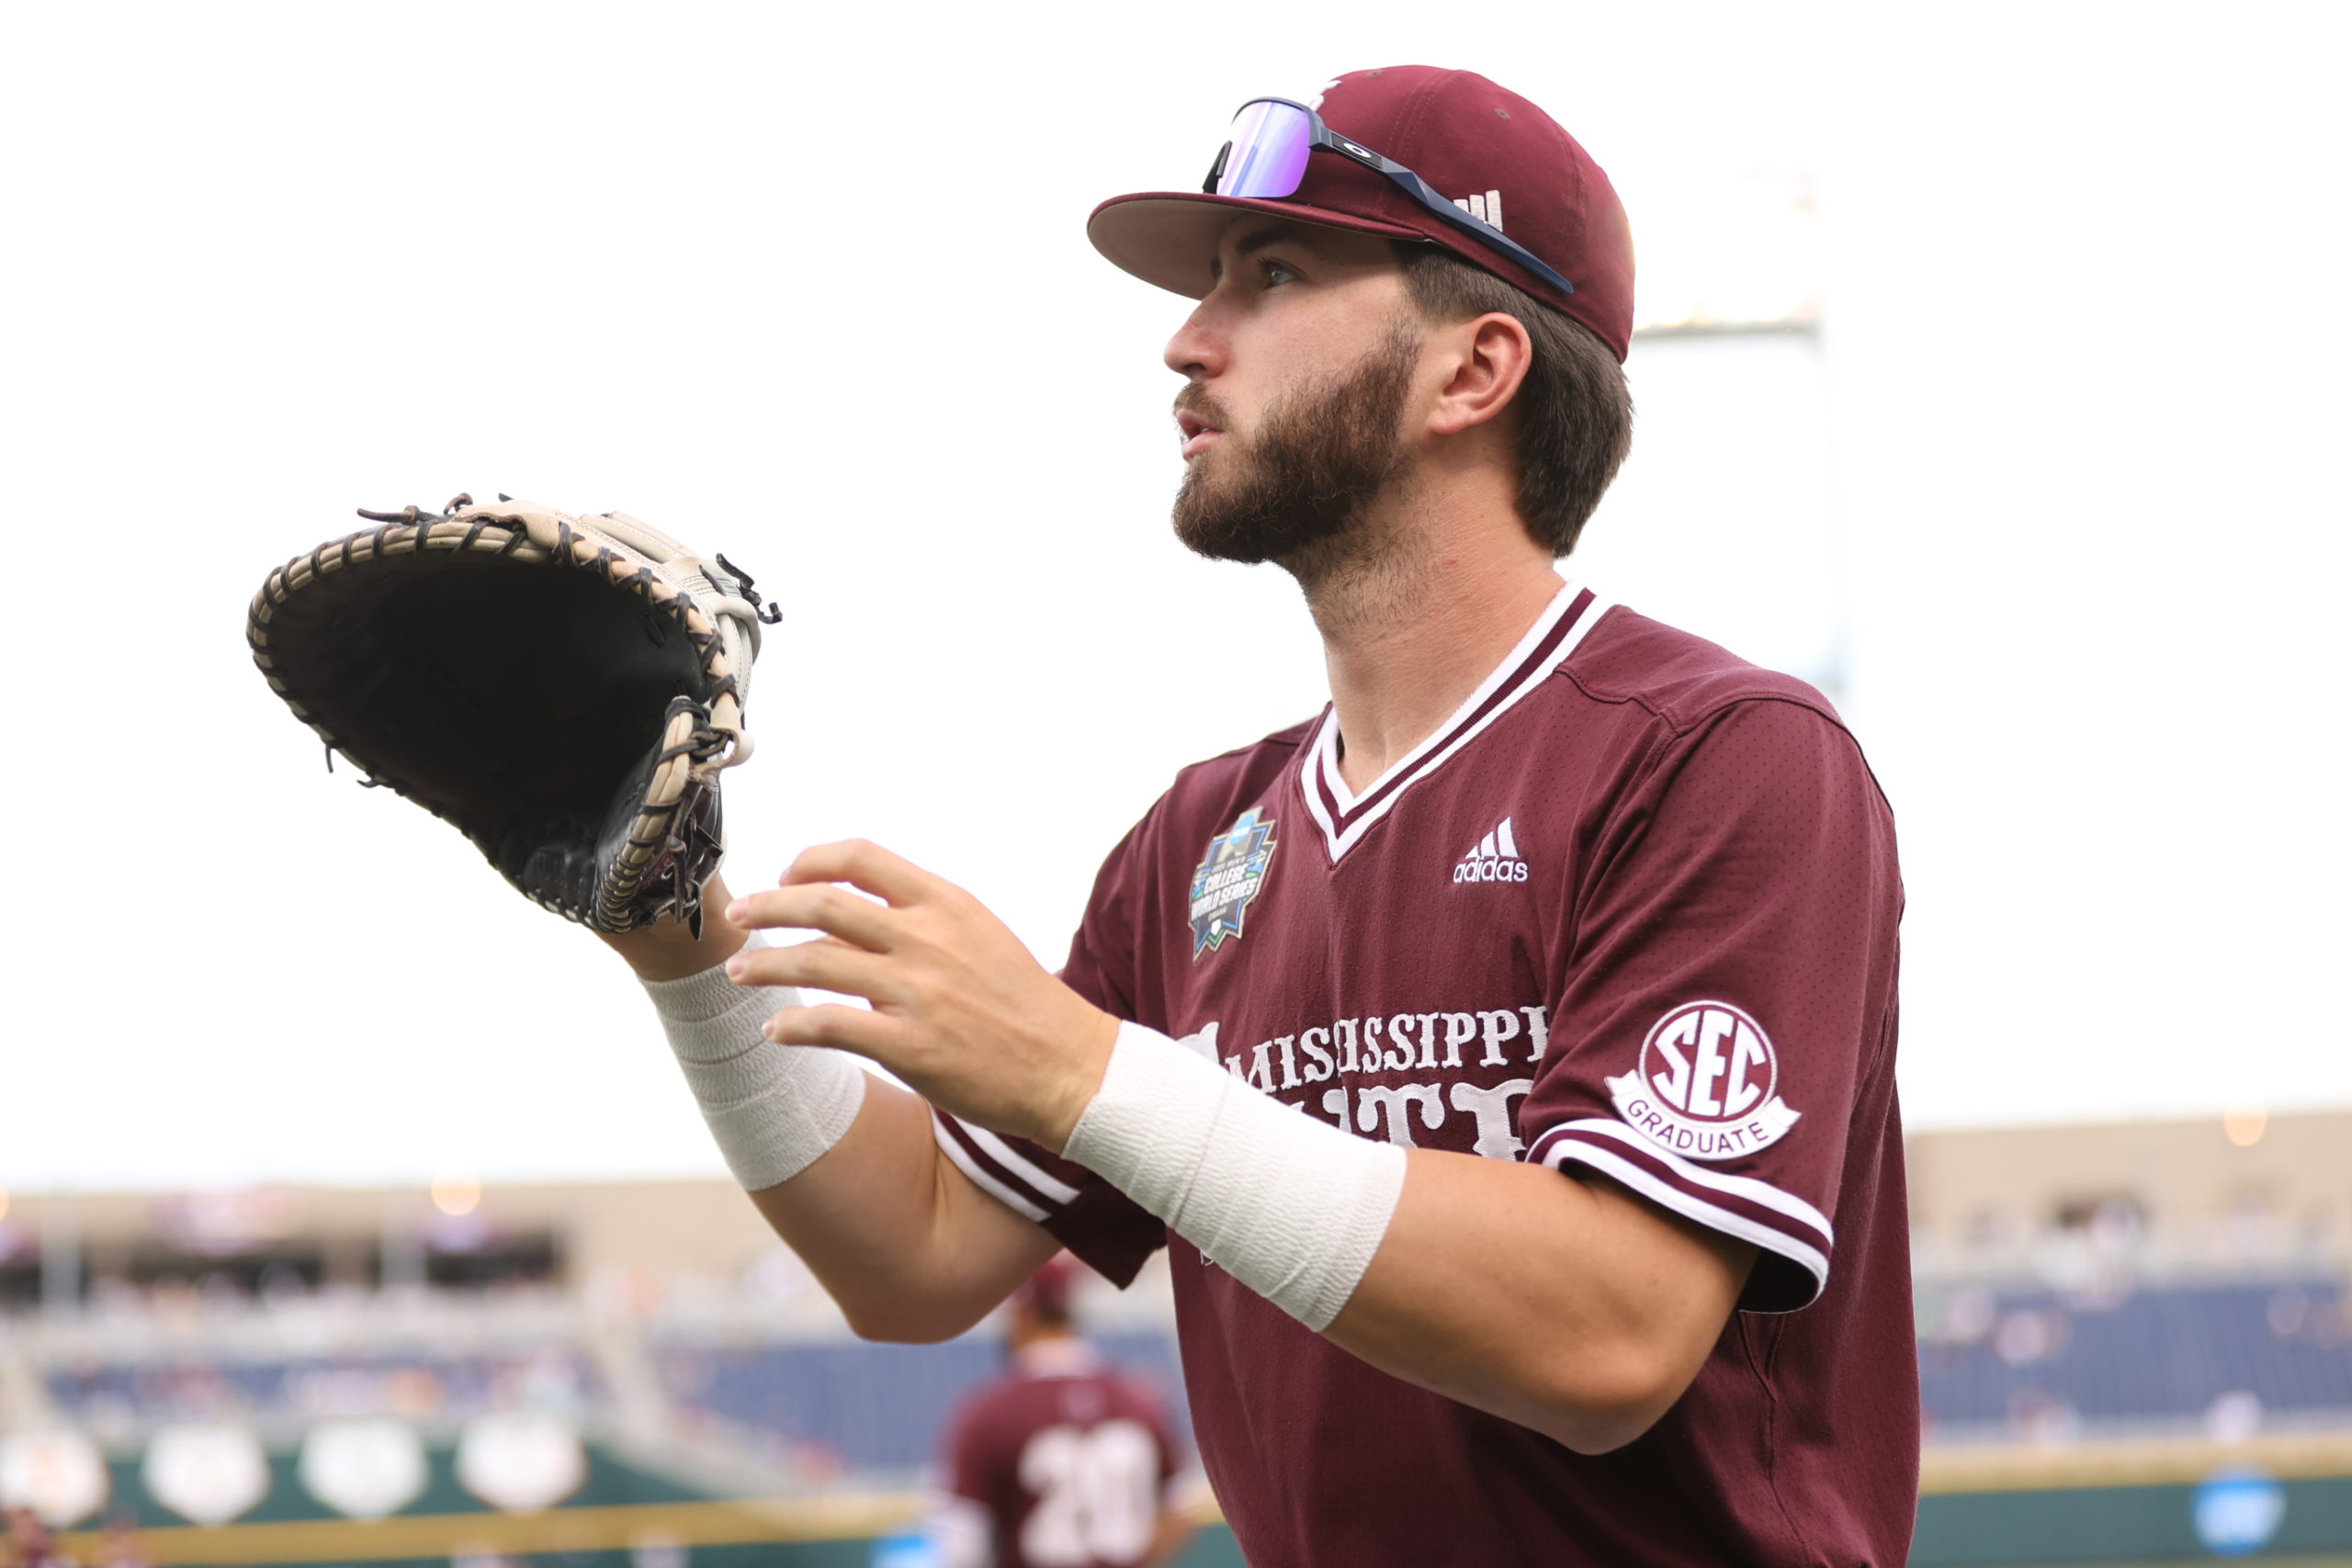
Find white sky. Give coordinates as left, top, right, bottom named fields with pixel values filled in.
left=3, top=3, right=2346, bottom=1190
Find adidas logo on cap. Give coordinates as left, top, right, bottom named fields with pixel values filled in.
left=1451, top=189, right=1505, bottom=231
left=1453, top=817, right=1528, bottom=884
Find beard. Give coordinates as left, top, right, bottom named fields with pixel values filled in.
left=1170, top=316, right=1421, bottom=572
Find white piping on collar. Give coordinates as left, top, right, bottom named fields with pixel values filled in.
left=1299, top=579, right=1611, bottom=862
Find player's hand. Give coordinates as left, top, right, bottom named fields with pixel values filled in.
left=722, top=840, right=1119, bottom=1152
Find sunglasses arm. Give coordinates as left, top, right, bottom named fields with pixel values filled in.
left=1201, top=141, right=1231, bottom=195
left=1332, top=141, right=1577, bottom=298
left=1204, top=105, right=1578, bottom=298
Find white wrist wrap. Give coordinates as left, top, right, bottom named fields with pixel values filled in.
left=1063, top=1021, right=1407, bottom=1332
left=641, top=934, right=865, bottom=1191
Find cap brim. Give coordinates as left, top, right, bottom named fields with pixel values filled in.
left=1088, top=192, right=1428, bottom=300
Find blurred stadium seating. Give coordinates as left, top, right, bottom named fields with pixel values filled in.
left=20, top=1283, right=596, bottom=1441
left=650, top=1329, right=1186, bottom=1483
left=4, top=1113, right=2350, bottom=1563
left=45, top=1346, right=594, bottom=1433
left=23, top=1258, right=2345, bottom=1471
left=1917, top=1277, right=2352, bottom=1441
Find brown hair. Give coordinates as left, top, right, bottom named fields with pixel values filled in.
left=1394, top=245, right=1634, bottom=557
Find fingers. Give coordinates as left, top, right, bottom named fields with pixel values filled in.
left=764, top=1001, right=900, bottom=1055
left=729, top=880, right=898, bottom=951
left=780, top=840, right=942, bottom=908
left=729, top=937, right=899, bottom=1004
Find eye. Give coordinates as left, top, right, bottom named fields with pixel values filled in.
left=1261, top=258, right=1302, bottom=287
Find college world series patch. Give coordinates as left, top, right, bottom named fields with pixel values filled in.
left=1190, top=807, right=1277, bottom=957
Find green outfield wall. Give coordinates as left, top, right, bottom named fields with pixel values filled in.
left=1914, top=1476, right=2352, bottom=1565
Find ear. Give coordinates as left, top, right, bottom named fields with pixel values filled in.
left=1426, top=311, right=1533, bottom=438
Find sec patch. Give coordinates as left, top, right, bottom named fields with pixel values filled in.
left=1605, top=1000, right=1801, bottom=1162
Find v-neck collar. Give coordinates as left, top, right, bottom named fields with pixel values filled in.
left=1298, top=579, right=1611, bottom=862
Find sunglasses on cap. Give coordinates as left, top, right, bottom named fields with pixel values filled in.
left=1203, top=97, right=1576, bottom=298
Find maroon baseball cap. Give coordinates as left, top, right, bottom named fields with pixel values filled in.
left=1090, top=66, right=1635, bottom=361
left=1011, top=1253, right=1077, bottom=1317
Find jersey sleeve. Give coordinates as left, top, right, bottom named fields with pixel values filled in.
left=932, top=815, right=1169, bottom=1287
left=1520, top=696, right=1901, bottom=1312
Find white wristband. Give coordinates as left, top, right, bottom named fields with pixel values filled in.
left=1063, top=1021, right=1407, bottom=1332
left=640, top=933, right=866, bottom=1190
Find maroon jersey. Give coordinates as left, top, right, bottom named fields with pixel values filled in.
left=934, top=581, right=1916, bottom=1567
left=937, top=1340, right=1182, bottom=1568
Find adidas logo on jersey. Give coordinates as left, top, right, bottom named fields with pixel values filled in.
left=1453, top=818, right=1528, bottom=884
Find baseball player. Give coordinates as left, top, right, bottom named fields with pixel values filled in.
left=926, top=1257, right=1192, bottom=1568
left=611, top=66, right=1915, bottom=1565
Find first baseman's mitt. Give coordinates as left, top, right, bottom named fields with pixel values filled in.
left=247, top=493, right=779, bottom=935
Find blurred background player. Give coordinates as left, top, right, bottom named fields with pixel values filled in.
left=927, top=1257, right=1191, bottom=1568
left=4, top=1508, right=72, bottom=1568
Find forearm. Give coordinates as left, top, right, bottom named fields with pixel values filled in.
left=1062, top=1024, right=1750, bottom=1452
left=608, top=877, right=1052, bottom=1341
left=749, top=1080, right=1057, bottom=1341
left=707, top=847, right=1747, bottom=1432
left=1324, top=1153, right=1752, bottom=1453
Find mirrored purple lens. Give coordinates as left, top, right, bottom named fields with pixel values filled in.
left=1216, top=101, right=1313, bottom=198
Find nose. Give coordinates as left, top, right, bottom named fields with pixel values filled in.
left=1163, top=299, right=1227, bottom=381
